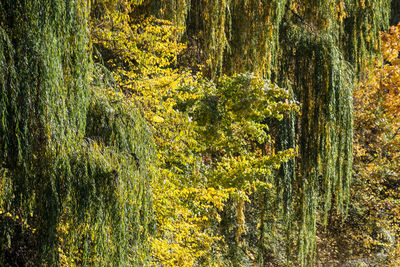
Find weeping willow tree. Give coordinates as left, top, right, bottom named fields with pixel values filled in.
left=132, top=0, right=391, bottom=265
left=275, top=1, right=389, bottom=264
left=0, top=0, right=154, bottom=265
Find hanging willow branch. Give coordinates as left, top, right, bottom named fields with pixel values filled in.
left=0, top=1, right=155, bottom=265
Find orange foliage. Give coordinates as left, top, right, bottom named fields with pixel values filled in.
left=352, top=23, right=400, bottom=264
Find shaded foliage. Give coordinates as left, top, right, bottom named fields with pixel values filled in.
left=0, top=1, right=154, bottom=265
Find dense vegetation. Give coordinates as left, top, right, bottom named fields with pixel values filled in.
left=0, top=0, right=399, bottom=266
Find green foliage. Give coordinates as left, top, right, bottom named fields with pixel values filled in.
left=314, top=23, right=400, bottom=266
left=195, top=74, right=297, bottom=190
left=278, top=26, right=355, bottom=265
left=193, top=74, right=297, bottom=265
left=274, top=1, right=389, bottom=264
left=0, top=1, right=154, bottom=265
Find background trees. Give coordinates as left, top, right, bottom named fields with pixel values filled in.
left=348, top=23, right=400, bottom=265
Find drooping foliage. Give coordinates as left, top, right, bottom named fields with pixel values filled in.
left=313, top=22, right=400, bottom=266
left=277, top=22, right=355, bottom=265
left=0, top=0, right=154, bottom=265
left=275, top=2, right=388, bottom=263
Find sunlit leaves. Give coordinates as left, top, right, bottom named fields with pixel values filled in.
left=350, top=23, right=400, bottom=264
left=91, top=4, right=298, bottom=264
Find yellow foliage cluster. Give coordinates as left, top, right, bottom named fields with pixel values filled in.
left=90, top=3, right=232, bottom=265
left=351, top=23, right=400, bottom=264
left=89, top=1, right=297, bottom=265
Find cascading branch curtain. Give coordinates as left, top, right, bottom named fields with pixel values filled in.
left=0, top=0, right=155, bottom=266
left=276, top=0, right=389, bottom=264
